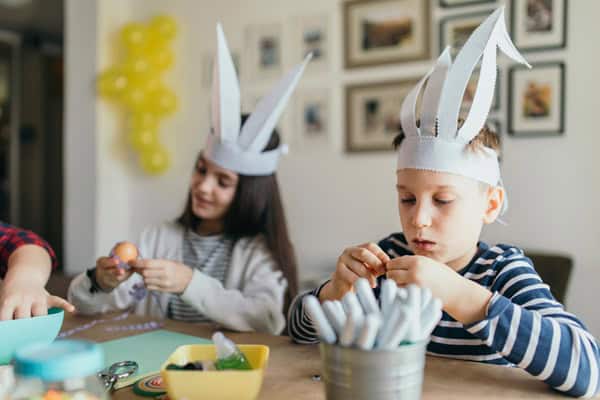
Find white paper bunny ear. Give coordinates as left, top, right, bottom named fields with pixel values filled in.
left=239, top=52, right=313, bottom=153
left=205, top=24, right=311, bottom=176
left=437, top=6, right=530, bottom=141
left=397, top=7, right=530, bottom=192
left=211, top=23, right=240, bottom=145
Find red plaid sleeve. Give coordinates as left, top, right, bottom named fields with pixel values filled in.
left=0, top=222, right=57, bottom=279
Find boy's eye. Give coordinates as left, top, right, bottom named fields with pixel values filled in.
left=435, top=198, right=454, bottom=205
left=218, top=179, right=233, bottom=188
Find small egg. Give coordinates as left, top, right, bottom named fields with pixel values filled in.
left=112, top=241, right=139, bottom=263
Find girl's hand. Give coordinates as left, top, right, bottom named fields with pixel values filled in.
left=129, top=259, right=194, bottom=294
left=320, top=243, right=389, bottom=302
left=95, top=256, right=133, bottom=291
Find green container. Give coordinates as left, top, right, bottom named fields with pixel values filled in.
left=0, top=308, right=64, bottom=364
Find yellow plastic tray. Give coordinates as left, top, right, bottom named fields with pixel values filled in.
left=161, top=344, right=269, bottom=400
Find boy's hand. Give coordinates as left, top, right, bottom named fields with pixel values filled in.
left=319, top=243, right=389, bottom=302
left=0, top=280, right=75, bottom=320
left=95, top=256, right=134, bottom=291
left=129, top=259, right=193, bottom=294
left=386, top=255, right=461, bottom=306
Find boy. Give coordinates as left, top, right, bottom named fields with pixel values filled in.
left=0, top=222, right=74, bottom=320
left=288, top=8, right=599, bottom=398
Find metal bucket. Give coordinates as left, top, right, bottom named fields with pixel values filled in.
left=319, top=341, right=427, bottom=400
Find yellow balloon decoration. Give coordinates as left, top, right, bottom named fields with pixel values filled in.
left=96, top=14, right=179, bottom=176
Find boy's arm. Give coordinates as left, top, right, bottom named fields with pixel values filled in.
left=464, top=254, right=599, bottom=398
left=287, top=281, right=330, bottom=344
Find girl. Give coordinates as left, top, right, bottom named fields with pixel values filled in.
left=68, top=24, right=310, bottom=335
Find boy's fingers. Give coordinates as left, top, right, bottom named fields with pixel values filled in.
left=387, top=269, right=410, bottom=285
left=348, top=247, right=385, bottom=273
left=98, top=257, right=118, bottom=269
left=341, top=255, right=372, bottom=279
left=362, top=242, right=391, bottom=265
left=31, top=301, right=48, bottom=317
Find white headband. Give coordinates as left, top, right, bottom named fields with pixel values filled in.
left=397, top=7, right=530, bottom=186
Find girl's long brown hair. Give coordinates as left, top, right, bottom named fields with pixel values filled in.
left=177, top=116, right=299, bottom=313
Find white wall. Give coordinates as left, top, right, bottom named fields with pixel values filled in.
left=65, top=0, right=600, bottom=335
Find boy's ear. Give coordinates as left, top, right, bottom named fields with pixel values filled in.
left=483, top=186, right=505, bottom=224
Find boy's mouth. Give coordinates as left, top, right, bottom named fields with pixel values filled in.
left=412, top=238, right=436, bottom=251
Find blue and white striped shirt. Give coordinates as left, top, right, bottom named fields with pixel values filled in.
left=288, top=233, right=600, bottom=398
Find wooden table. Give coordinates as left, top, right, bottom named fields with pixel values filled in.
left=61, top=313, right=575, bottom=399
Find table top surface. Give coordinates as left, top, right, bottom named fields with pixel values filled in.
left=60, top=312, right=577, bottom=399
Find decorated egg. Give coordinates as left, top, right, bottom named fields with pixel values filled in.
left=110, top=241, right=139, bottom=269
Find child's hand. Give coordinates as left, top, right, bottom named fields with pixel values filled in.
left=95, top=256, right=133, bottom=291
left=129, top=259, right=193, bottom=294
left=386, top=255, right=461, bottom=306
left=0, top=280, right=75, bottom=320
left=320, top=243, right=389, bottom=301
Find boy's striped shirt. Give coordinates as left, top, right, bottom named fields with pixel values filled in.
left=287, top=233, right=600, bottom=398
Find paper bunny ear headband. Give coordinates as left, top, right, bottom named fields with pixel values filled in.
left=397, top=7, right=530, bottom=187
left=204, top=23, right=312, bottom=176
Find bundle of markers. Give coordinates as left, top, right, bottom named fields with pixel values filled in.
left=303, top=278, right=443, bottom=350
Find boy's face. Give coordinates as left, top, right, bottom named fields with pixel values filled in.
left=396, top=168, right=502, bottom=270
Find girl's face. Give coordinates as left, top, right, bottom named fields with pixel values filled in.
left=396, top=168, right=503, bottom=270
left=190, top=155, right=239, bottom=223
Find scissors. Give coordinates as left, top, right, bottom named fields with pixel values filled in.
left=98, top=360, right=139, bottom=392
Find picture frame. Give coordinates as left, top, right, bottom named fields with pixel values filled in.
left=294, top=88, right=331, bottom=151
left=511, top=0, right=567, bottom=52
left=243, top=23, right=283, bottom=81
left=293, top=14, right=331, bottom=75
left=343, top=0, right=431, bottom=69
left=439, top=11, right=491, bottom=56
left=439, top=0, right=496, bottom=8
left=508, top=62, right=565, bottom=137
left=345, top=78, right=419, bottom=152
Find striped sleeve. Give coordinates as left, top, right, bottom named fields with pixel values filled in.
left=465, top=253, right=600, bottom=398
left=287, top=281, right=329, bottom=344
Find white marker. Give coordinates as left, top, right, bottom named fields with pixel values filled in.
left=375, top=296, right=404, bottom=348
left=356, top=314, right=382, bottom=350
left=397, top=286, right=408, bottom=302
left=405, top=285, right=422, bottom=343
left=381, top=305, right=412, bottom=349
left=339, top=308, right=364, bottom=347
left=333, top=300, right=345, bottom=317
left=341, top=292, right=364, bottom=319
left=303, top=295, right=336, bottom=344
left=355, top=278, right=380, bottom=316
left=380, top=279, right=397, bottom=318
left=419, top=297, right=443, bottom=341
left=322, top=300, right=346, bottom=336
left=420, top=287, right=433, bottom=312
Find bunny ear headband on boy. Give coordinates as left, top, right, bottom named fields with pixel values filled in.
left=204, top=23, right=312, bottom=176
left=397, top=7, right=530, bottom=188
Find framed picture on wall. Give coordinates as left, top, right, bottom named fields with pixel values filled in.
left=294, top=88, right=331, bottom=151
left=294, top=15, right=330, bottom=74
left=343, top=0, right=431, bottom=69
left=439, top=11, right=490, bottom=56
left=511, top=0, right=567, bottom=51
left=508, top=62, right=565, bottom=137
left=345, top=78, right=419, bottom=152
left=461, top=68, right=501, bottom=116
left=440, top=0, right=496, bottom=8
left=243, top=23, right=283, bottom=81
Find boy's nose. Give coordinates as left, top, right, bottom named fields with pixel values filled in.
left=412, top=203, right=432, bottom=228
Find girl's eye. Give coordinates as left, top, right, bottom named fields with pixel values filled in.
left=196, top=165, right=207, bottom=175
left=219, top=179, right=233, bottom=188
left=400, top=198, right=416, bottom=204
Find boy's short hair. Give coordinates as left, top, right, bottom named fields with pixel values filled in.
left=392, top=120, right=501, bottom=157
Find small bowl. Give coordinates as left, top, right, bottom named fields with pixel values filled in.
left=0, top=308, right=64, bottom=364
left=161, top=344, right=269, bottom=400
